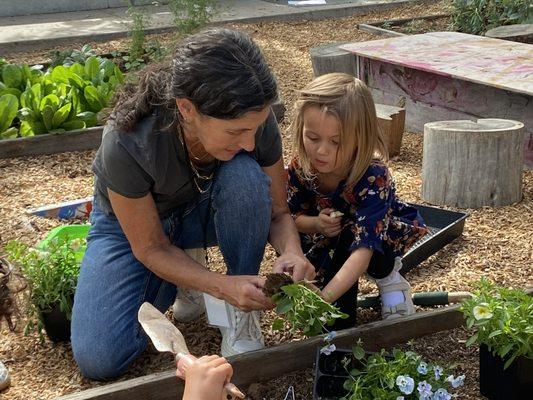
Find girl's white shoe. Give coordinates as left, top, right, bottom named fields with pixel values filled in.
left=0, top=361, right=10, bottom=392
left=375, top=258, right=415, bottom=320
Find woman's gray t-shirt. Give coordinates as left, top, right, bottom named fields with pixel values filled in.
left=92, top=109, right=282, bottom=217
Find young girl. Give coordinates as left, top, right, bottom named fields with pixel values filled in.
left=287, top=73, right=428, bottom=329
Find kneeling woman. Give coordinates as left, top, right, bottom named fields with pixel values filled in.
left=71, top=28, right=314, bottom=380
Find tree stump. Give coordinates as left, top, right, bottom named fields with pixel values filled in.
left=422, top=119, right=524, bottom=208
left=310, top=41, right=357, bottom=77
left=485, top=24, right=533, bottom=44
left=375, top=104, right=406, bottom=157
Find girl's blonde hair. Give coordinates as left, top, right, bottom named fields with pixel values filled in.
left=291, top=73, right=388, bottom=185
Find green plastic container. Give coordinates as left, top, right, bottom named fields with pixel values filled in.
left=36, top=224, right=91, bottom=263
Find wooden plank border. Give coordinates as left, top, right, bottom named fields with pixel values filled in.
left=57, top=305, right=467, bottom=400
left=357, top=14, right=450, bottom=37
left=0, top=126, right=104, bottom=159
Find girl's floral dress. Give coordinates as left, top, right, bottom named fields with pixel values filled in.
left=287, top=157, right=428, bottom=272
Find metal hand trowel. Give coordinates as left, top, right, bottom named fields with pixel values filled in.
left=138, top=302, right=245, bottom=400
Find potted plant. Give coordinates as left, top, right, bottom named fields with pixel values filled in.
left=313, top=339, right=466, bottom=400
left=460, top=278, right=533, bottom=399
left=5, top=237, right=80, bottom=342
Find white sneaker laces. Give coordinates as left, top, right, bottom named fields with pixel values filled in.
left=231, top=309, right=262, bottom=344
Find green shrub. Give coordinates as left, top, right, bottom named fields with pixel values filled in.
left=5, top=238, right=80, bottom=338
left=126, top=2, right=152, bottom=69
left=450, top=0, right=533, bottom=35
left=167, top=0, right=218, bottom=34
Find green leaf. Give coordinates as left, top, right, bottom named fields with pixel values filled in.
left=276, top=297, right=293, bottom=314
left=2, top=64, right=22, bottom=89
left=84, top=57, right=100, bottom=80
left=352, top=345, right=366, bottom=360
left=0, top=126, right=19, bottom=140
left=40, top=94, right=60, bottom=113
left=19, top=121, right=33, bottom=137
left=83, top=86, right=103, bottom=112
left=0, top=87, right=22, bottom=99
left=0, top=94, right=19, bottom=133
left=52, top=103, right=72, bottom=128
left=465, top=333, right=478, bottom=347
left=271, top=318, right=284, bottom=331
left=61, top=120, right=86, bottom=131
left=76, top=111, right=97, bottom=127
left=42, top=105, right=54, bottom=131
left=17, top=107, right=38, bottom=122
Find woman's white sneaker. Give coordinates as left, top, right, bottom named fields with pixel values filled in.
left=220, top=304, right=264, bottom=357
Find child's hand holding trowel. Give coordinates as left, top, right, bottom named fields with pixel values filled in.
left=181, top=355, right=234, bottom=400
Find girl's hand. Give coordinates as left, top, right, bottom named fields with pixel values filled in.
left=316, top=208, right=342, bottom=237
left=182, top=355, right=233, bottom=400
left=273, top=252, right=316, bottom=282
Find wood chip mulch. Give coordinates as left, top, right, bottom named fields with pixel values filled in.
left=1, top=1, right=531, bottom=399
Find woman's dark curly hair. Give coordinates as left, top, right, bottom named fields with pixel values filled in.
left=110, top=28, right=278, bottom=131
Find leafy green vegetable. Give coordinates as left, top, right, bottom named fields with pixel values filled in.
left=271, top=282, right=348, bottom=337
left=0, top=94, right=19, bottom=137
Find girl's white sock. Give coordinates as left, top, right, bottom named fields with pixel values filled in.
left=380, top=290, right=406, bottom=307
left=375, top=258, right=406, bottom=307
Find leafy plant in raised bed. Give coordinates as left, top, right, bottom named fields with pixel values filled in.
left=167, top=0, right=218, bottom=34
left=5, top=237, right=80, bottom=342
left=263, top=273, right=348, bottom=337
left=339, top=343, right=466, bottom=400
left=0, top=56, right=123, bottom=139
left=450, top=0, right=533, bottom=35
left=460, top=278, right=532, bottom=369
left=48, top=44, right=98, bottom=68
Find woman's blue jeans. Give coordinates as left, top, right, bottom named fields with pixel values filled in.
left=71, top=154, right=272, bottom=380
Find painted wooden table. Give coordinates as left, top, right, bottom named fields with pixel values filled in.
left=341, top=32, right=533, bottom=168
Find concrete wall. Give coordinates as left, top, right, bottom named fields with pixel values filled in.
left=0, top=1, right=165, bottom=17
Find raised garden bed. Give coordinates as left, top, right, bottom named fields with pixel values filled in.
left=357, top=13, right=451, bottom=37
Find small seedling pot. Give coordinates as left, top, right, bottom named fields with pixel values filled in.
left=313, top=348, right=363, bottom=400
left=40, top=302, right=71, bottom=343
left=479, top=344, right=533, bottom=399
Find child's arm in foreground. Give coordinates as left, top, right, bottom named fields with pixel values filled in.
left=321, top=247, right=373, bottom=302
left=182, top=356, right=233, bottom=400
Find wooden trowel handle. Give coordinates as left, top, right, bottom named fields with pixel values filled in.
left=176, top=354, right=245, bottom=400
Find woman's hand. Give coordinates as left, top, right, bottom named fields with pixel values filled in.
left=182, top=355, right=233, bottom=400
left=220, top=275, right=274, bottom=311
left=273, top=252, right=316, bottom=282
left=316, top=208, right=342, bottom=237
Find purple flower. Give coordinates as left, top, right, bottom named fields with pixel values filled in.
left=433, top=365, right=443, bottom=380
left=324, top=331, right=338, bottom=342
left=320, top=344, right=336, bottom=356
left=396, top=375, right=415, bottom=395
left=446, top=374, right=465, bottom=388
left=432, top=388, right=451, bottom=400
left=417, top=361, right=428, bottom=375
left=417, top=381, right=433, bottom=400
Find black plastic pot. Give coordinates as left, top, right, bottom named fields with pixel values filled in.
left=479, top=344, right=533, bottom=399
left=40, top=302, right=71, bottom=343
left=313, top=348, right=364, bottom=400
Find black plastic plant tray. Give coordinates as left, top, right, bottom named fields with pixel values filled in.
left=313, top=348, right=358, bottom=400
left=400, top=203, right=468, bottom=273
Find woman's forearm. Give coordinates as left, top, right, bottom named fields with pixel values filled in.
left=322, top=247, right=373, bottom=303
left=136, top=244, right=227, bottom=298
left=268, top=211, right=305, bottom=256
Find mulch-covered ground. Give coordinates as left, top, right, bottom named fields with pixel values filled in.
left=1, top=1, right=532, bottom=399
